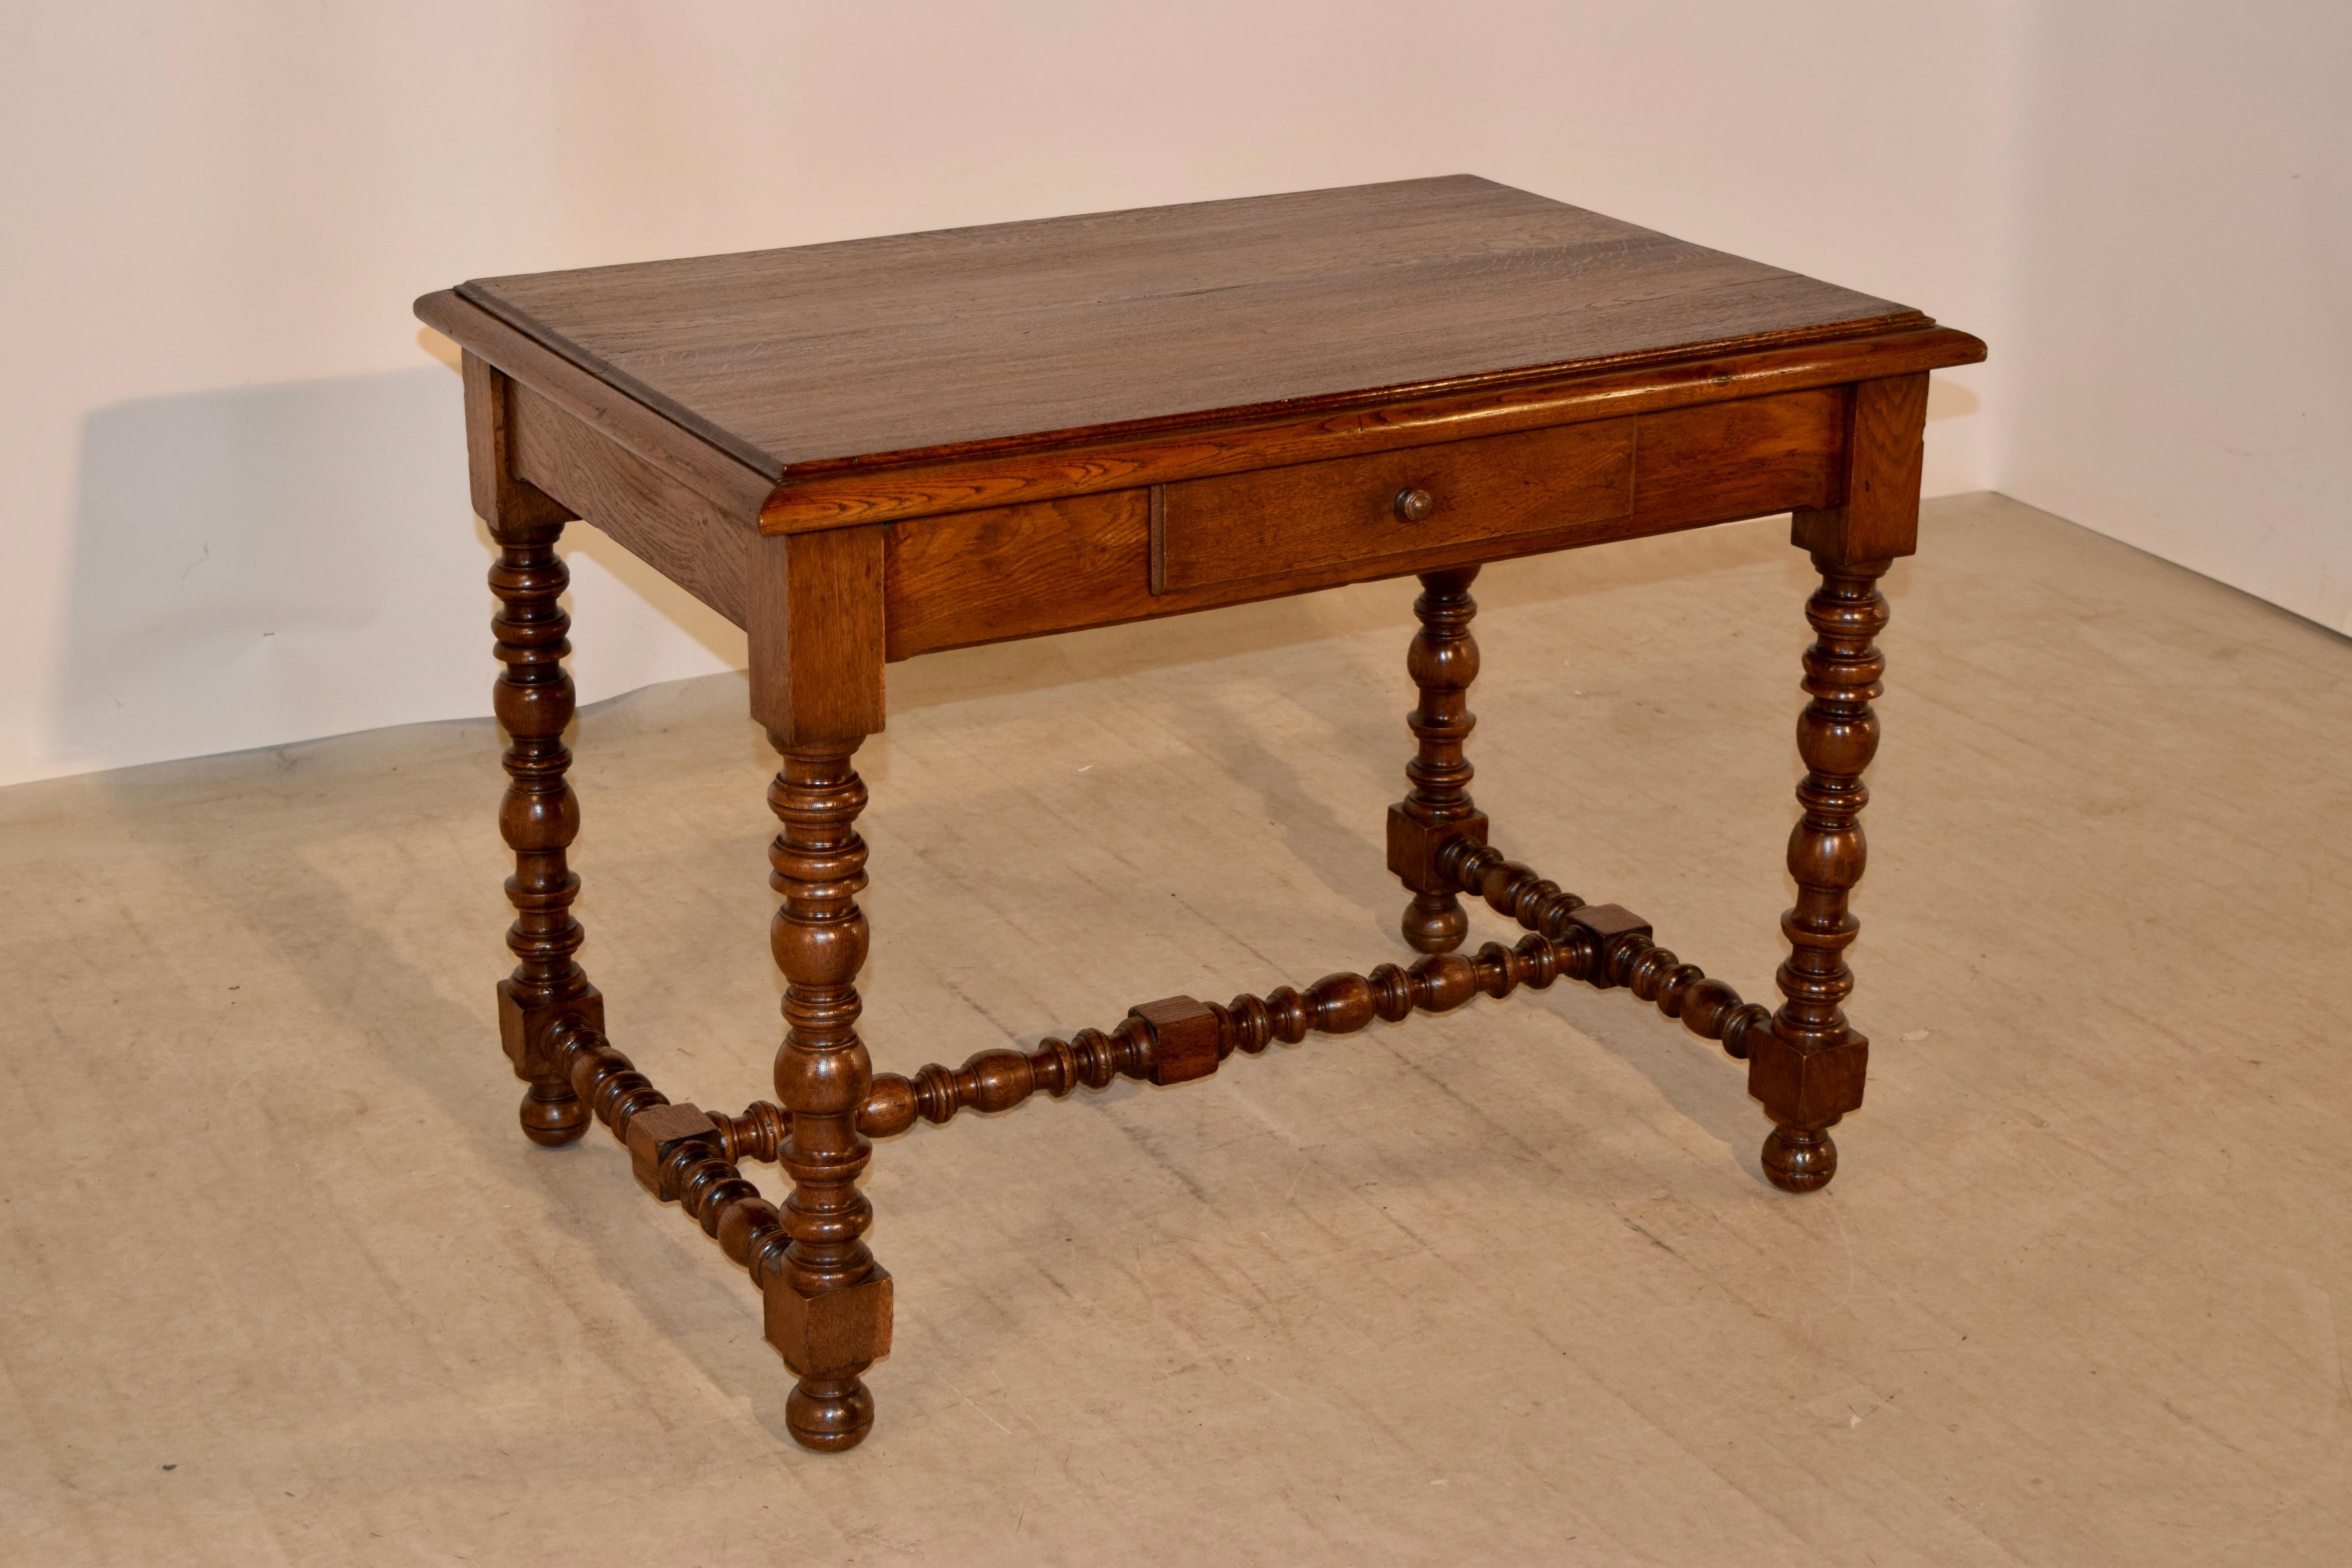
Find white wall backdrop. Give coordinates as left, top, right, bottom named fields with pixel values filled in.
left=15, top=2, right=2337, bottom=788
left=1994, top=2, right=2352, bottom=635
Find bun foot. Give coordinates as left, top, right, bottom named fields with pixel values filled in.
left=519, top=1080, right=589, bottom=1147
left=787, top=1374, right=877, bottom=1452
left=1401, top=892, right=1469, bottom=954
left=1763, top=1124, right=1838, bottom=1192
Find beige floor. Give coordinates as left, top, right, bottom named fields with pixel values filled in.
left=4, top=494, right=2348, bottom=1566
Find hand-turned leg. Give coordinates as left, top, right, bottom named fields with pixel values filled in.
left=1747, top=372, right=1929, bottom=1193
left=1749, top=557, right=1888, bottom=1191
left=490, top=519, right=601, bottom=1146
left=1387, top=566, right=1490, bottom=952
left=766, top=738, right=891, bottom=1451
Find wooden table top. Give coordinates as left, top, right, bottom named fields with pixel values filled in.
left=445, top=176, right=1928, bottom=483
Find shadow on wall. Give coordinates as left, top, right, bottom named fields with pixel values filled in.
left=51, top=364, right=744, bottom=777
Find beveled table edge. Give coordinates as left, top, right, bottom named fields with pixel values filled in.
left=756, top=323, right=1985, bottom=532
left=417, top=289, right=1985, bottom=537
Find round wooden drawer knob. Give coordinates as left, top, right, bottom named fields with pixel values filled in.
left=1394, top=487, right=1436, bottom=523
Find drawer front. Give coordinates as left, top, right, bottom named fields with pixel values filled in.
left=1152, top=417, right=1636, bottom=593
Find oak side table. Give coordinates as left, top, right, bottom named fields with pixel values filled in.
left=416, top=175, right=1985, bottom=1452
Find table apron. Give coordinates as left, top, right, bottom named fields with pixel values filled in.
left=510, top=378, right=760, bottom=630
left=882, top=384, right=1846, bottom=660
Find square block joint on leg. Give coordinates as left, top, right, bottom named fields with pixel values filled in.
left=498, top=980, right=605, bottom=1082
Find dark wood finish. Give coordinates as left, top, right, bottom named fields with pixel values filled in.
left=546, top=1017, right=790, bottom=1288
left=425, top=177, right=1985, bottom=1454
left=489, top=521, right=599, bottom=1147
left=509, top=379, right=755, bottom=629
left=452, top=177, right=1923, bottom=477
left=1127, top=996, right=1226, bottom=1084
left=1387, top=568, right=1488, bottom=953
left=758, top=326, right=1974, bottom=532
left=1439, top=841, right=1776, bottom=1060
left=764, top=740, right=887, bottom=1450
left=626, top=1101, right=722, bottom=1196
left=847, top=945, right=1591, bottom=1131
left=1154, top=416, right=1634, bottom=593
left=462, top=352, right=573, bottom=535
left=1792, top=372, right=1933, bottom=564
left=426, top=291, right=774, bottom=519
left=1748, top=555, right=1889, bottom=1192
left=533, top=1015, right=806, bottom=1354
left=882, top=387, right=1846, bottom=659
left=787, top=993, right=1231, bottom=1145
left=710, top=864, right=1771, bottom=1145
left=1740, top=367, right=1926, bottom=1191
left=472, top=352, right=605, bottom=1148
left=749, top=528, right=887, bottom=746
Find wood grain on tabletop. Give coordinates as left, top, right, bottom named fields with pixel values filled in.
left=452, top=175, right=1925, bottom=476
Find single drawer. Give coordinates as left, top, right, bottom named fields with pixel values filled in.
left=1151, top=416, right=1636, bottom=593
